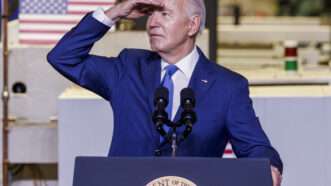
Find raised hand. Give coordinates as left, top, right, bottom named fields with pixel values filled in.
left=105, top=0, right=164, bottom=21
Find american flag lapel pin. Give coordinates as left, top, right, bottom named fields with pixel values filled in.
left=201, top=79, right=208, bottom=84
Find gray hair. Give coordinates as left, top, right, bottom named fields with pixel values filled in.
left=185, top=0, right=206, bottom=34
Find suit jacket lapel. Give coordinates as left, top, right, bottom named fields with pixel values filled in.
left=173, top=48, right=217, bottom=123
left=189, top=50, right=217, bottom=105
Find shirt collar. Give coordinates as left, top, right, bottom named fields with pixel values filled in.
left=161, top=46, right=199, bottom=79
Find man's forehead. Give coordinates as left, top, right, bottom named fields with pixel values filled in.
left=162, top=0, right=185, bottom=9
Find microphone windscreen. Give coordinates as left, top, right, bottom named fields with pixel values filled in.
left=154, top=87, right=169, bottom=106
left=180, top=88, right=195, bottom=107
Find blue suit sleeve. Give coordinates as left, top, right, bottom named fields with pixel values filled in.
left=226, top=78, right=283, bottom=173
left=47, top=13, right=127, bottom=100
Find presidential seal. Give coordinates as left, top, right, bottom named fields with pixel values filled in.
left=146, top=176, right=197, bottom=186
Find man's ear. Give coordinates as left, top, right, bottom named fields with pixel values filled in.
left=187, top=15, right=201, bottom=37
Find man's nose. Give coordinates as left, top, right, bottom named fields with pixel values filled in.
left=147, top=12, right=160, bottom=28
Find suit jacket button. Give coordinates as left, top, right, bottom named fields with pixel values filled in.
left=154, top=149, right=161, bottom=156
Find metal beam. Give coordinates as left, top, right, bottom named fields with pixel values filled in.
left=2, top=0, right=10, bottom=185
left=204, top=0, right=218, bottom=62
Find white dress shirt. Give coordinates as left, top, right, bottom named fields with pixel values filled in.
left=92, top=8, right=115, bottom=27
left=92, top=8, right=200, bottom=120
left=161, top=48, right=199, bottom=120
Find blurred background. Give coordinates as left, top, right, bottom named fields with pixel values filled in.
left=1, top=0, right=331, bottom=186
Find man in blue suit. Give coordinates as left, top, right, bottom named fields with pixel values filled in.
left=48, top=0, right=282, bottom=185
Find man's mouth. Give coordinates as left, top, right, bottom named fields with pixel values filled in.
left=149, top=33, right=163, bottom=39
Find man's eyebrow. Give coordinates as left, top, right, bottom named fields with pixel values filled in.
left=161, top=7, right=173, bottom=12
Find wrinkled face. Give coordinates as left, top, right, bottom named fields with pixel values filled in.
left=146, top=0, right=192, bottom=54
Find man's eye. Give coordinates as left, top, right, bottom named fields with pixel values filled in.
left=141, top=8, right=153, bottom=15
left=161, top=12, right=169, bottom=16
left=146, top=11, right=153, bottom=15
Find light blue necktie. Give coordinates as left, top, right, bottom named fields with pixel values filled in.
left=161, top=65, right=178, bottom=141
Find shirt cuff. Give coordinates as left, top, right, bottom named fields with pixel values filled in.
left=92, top=7, right=115, bottom=27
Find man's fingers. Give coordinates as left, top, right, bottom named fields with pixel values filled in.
left=271, top=166, right=282, bottom=186
left=134, top=0, right=164, bottom=8
left=105, top=0, right=164, bottom=20
left=130, top=0, right=164, bottom=17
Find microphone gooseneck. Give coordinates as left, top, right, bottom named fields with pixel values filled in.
left=152, top=87, right=197, bottom=156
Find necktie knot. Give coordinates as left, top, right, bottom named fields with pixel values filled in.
left=164, top=65, right=178, bottom=78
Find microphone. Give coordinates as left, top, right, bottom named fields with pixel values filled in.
left=152, top=87, right=169, bottom=137
left=154, top=87, right=168, bottom=109
left=180, top=88, right=195, bottom=110
left=180, top=88, right=197, bottom=139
